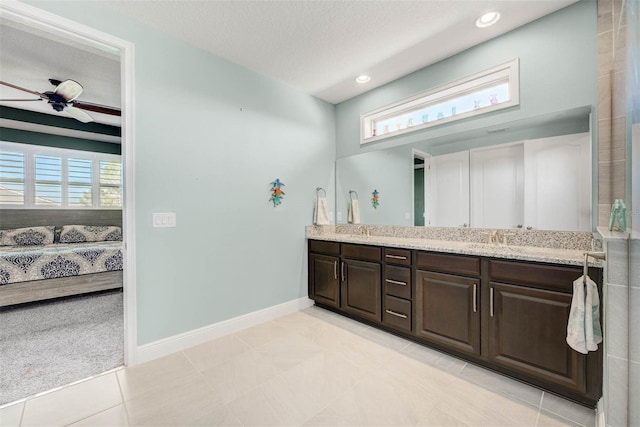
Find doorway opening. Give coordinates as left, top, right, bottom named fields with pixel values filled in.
left=0, top=1, right=136, bottom=405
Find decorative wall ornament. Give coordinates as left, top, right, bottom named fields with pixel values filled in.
left=372, top=189, right=380, bottom=209
left=269, top=178, right=285, bottom=207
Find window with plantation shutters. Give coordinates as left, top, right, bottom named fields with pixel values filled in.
left=0, top=141, right=121, bottom=209
left=34, top=155, right=62, bottom=206
left=0, top=151, right=25, bottom=205
left=68, top=158, right=93, bottom=207
left=99, top=160, right=122, bottom=208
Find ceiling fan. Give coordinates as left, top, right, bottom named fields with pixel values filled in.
left=0, top=79, right=121, bottom=123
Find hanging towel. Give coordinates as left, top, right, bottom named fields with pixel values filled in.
left=314, top=197, right=330, bottom=225
left=348, top=199, right=360, bottom=224
left=566, top=275, right=602, bottom=354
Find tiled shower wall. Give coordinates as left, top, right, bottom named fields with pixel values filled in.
left=597, top=0, right=632, bottom=426
left=597, top=0, right=627, bottom=227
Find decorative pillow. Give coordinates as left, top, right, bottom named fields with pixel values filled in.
left=59, top=225, right=122, bottom=243
left=0, top=226, right=55, bottom=246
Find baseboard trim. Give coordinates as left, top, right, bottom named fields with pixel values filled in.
left=135, top=296, right=314, bottom=364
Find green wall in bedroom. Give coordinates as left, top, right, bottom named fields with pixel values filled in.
left=0, top=106, right=121, bottom=155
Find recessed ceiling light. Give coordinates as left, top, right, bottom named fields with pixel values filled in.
left=355, top=75, right=371, bottom=83
left=476, top=11, right=501, bottom=28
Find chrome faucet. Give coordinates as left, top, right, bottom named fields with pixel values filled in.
left=480, top=230, right=497, bottom=244
left=358, top=225, right=371, bottom=237
left=501, top=231, right=517, bottom=245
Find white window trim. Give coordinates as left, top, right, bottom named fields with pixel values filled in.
left=0, top=140, right=122, bottom=209
left=361, top=58, right=520, bottom=144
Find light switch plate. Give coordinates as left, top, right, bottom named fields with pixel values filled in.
left=152, top=212, right=176, bottom=228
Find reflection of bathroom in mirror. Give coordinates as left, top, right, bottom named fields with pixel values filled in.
left=336, top=107, right=593, bottom=231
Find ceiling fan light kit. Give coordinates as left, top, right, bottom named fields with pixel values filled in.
left=0, top=79, right=120, bottom=124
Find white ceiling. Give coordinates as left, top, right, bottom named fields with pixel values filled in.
left=0, top=0, right=577, bottom=126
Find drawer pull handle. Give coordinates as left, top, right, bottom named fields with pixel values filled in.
left=334, top=261, right=337, bottom=280
left=385, top=279, right=407, bottom=286
left=385, top=309, right=408, bottom=319
left=386, top=255, right=407, bottom=260
left=490, top=287, right=494, bottom=317
left=341, top=262, right=345, bottom=282
left=473, top=284, right=477, bottom=313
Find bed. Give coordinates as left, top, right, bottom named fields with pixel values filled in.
left=0, top=209, right=123, bottom=307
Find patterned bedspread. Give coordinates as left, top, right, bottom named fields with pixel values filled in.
left=0, top=242, right=123, bottom=286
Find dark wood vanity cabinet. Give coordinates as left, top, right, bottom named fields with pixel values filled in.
left=382, top=248, right=412, bottom=332
left=307, top=239, right=602, bottom=407
left=308, top=240, right=340, bottom=308
left=486, top=259, right=602, bottom=402
left=340, top=244, right=382, bottom=323
left=415, top=252, right=481, bottom=356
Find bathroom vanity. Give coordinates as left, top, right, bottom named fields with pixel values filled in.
left=307, top=226, right=603, bottom=407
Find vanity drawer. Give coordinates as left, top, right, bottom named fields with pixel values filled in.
left=415, top=251, right=480, bottom=277
left=342, top=244, right=382, bottom=262
left=384, top=265, right=411, bottom=299
left=384, top=248, right=412, bottom=266
left=383, top=295, right=411, bottom=332
left=309, top=240, right=340, bottom=256
left=488, top=259, right=582, bottom=293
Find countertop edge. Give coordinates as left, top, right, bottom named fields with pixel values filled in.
left=307, top=234, right=602, bottom=267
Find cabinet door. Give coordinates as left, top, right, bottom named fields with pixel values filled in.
left=341, top=259, right=381, bottom=323
left=415, top=270, right=480, bottom=355
left=310, top=254, right=340, bottom=308
left=488, top=282, right=587, bottom=394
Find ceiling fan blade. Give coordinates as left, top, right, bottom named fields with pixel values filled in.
left=0, top=80, right=46, bottom=98
left=65, top=105, right=94, bottom=123
left=0, top=98, right=43, bottom=102
left=54, top=79, right=83, bottom=102
left=72, top=100, right=121, bottom=116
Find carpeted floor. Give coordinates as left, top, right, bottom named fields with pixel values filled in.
left=0, top=290, right=123, bottom=405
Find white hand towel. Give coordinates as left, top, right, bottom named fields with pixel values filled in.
left=348, top=199, right=360, bottom=224
left=566, top=275, right=602, bottom=354
left=585, top=276, right=602, bottom=351
left=314, top=197, right=330, bottom=225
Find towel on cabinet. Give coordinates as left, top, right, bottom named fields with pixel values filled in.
left=566, top=275, right=602, bottom=354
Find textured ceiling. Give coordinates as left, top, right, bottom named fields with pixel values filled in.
left=0, top=0, right=578, bottom=127
left=103, top=0, right=577, bottom=104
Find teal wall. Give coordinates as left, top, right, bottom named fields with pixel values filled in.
left=335, top=1, right=597, bottom=159
left=25, top=1, right=336, bottom=345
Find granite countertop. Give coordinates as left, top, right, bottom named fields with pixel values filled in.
left=307, top=232, right=602, bottom=267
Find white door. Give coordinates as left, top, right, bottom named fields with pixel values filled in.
left=427, top=151, right=470, bottom=227
left=524, top=133, right=591, bottom=231
left=470, top=143, right=524, bottom=229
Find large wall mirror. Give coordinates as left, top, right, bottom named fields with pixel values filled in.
left=336, top=106, right=594, bottom=231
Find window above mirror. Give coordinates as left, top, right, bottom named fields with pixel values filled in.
left=360, top=59, right=520, bottom=144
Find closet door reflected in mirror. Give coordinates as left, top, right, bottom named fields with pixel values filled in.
left=426, top=151, right=470, bottom=227
left=427, top=132, right=591, bottom=231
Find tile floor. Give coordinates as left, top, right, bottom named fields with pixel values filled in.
left=0, top=306, right=596, bottom=426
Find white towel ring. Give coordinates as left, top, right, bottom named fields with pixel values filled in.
left=349, top=190, right=358, bottom=200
